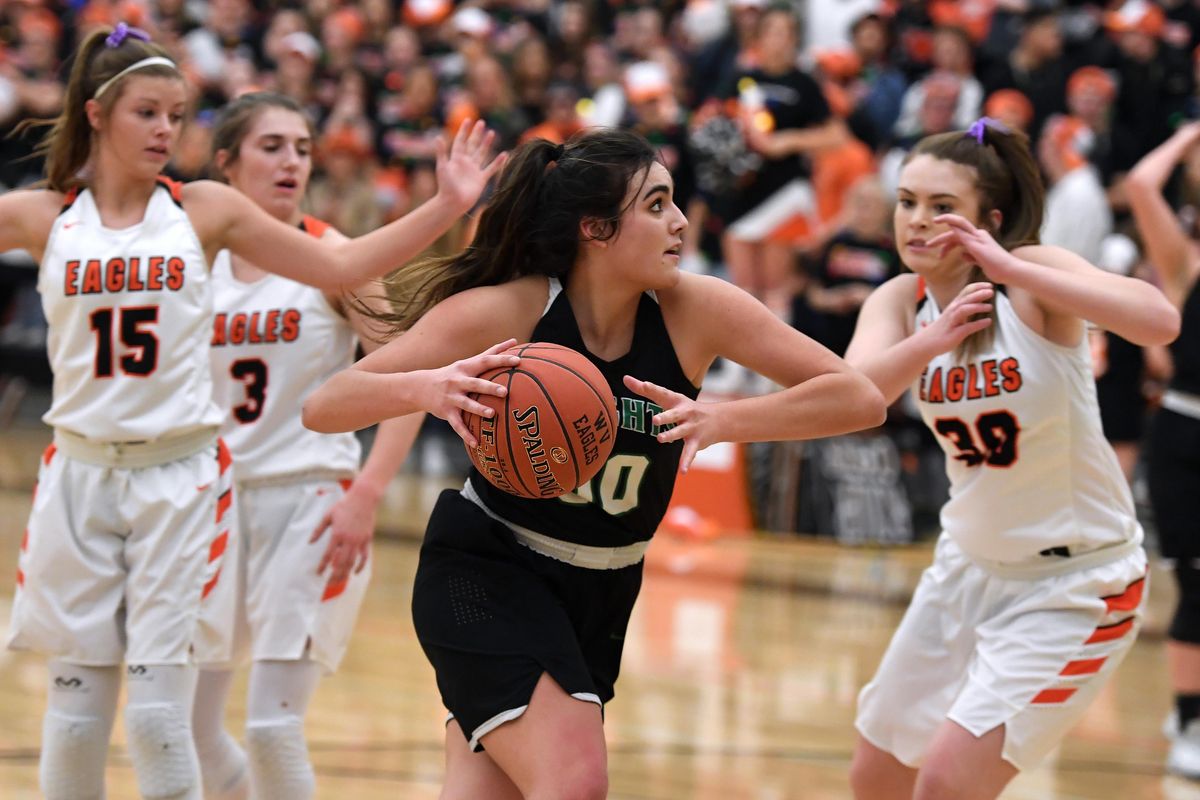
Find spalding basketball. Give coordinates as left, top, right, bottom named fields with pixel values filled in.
left=465, top=343, right=617, bottom=499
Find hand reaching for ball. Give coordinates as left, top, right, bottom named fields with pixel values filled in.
left=418, top=339, right=520, bottom=447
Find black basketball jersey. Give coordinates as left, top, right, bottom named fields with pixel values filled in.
left=468, top=278, right=701, bottom=547
left=1170, top=280, right=1200, bottom=396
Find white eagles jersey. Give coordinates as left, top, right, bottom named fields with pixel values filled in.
left=38, top=179, right=223, bottom=442
left=209, top=217, right=360, bottom=482
left=914, top=283, right=1141, bottom=566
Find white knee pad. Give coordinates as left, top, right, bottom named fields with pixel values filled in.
left=40, top=710, right=110, bottom=800
left=125, top=703, right=201, bottom=799
left=245, top=716, right=315, bottom=800
left=196, top=732, right=249, bottom=800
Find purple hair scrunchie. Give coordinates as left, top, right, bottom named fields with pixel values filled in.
left=105, top=22, right=152, bottom=48
left=965, top=116, right=1011, bottom=144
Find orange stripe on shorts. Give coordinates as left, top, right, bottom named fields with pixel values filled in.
left=217, top=439, right=232, bottom=476
left=1060, top=657, right=1107, bottom=676
left=208, top=531, right=229, bottom=563
left=21, top=528, right=28, bottom=552
left=216, top=489, right=232, bottom=524
left=322, top=579, right=347, bottom=602
left=201, top=567, right=222, bottom=600
left=1032, top=687, right=1077, bottom=704
left=1085, top=617, right=1135, bottom=644
left=1103, top=577, right=1146, bottom=613
left=43, top=443, right=57, bottom=466
left=16, top=568, right=23, bottom=588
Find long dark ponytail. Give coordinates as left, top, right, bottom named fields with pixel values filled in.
left=378, top=128, right=659, bottom=334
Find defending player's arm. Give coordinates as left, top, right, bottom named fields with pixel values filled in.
left=187, top=120, right=505, bottom=292
left=628, top=274, right=887, bottom=471
left=928, top=214, right=1180, bottom=346
left=1125, top=122, right=1200, bottom=303
left=845, top=276, right=994, bottom=405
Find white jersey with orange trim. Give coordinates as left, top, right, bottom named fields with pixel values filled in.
left=209, top=217, right=360, bottom=481
left=913, top=286, right=1141, bottom=567
left=38, top=179, right=223, bottom=441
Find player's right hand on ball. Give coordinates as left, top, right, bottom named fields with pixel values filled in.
left=419, top=339, right=519, bottom=447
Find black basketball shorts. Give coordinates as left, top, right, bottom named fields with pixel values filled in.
left=1147, top=408, right=1200, bottom=560
left=411, top=489, right=644, bottom=751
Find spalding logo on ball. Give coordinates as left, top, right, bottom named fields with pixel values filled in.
left=465, top=343, right=617, bottom=499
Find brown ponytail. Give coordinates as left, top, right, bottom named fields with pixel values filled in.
left=17, top=27, right=180, bottom=192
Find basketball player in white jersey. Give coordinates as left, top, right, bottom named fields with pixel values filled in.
left=188, top=92, right=424, bottom=800
left=844, top=118, right=1180, bottom=799
left=0, top=26, right=506, bottom=800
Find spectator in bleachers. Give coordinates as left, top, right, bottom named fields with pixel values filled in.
left=801, top=176, right=900, bottom=357
left=269, top=30, right=322, bottom=118
left=893, top=25, right=983, bottom=141
left=446, top=55, right=530, bottom=152
left=983, top=88, right=1035, bottom=136
left=308, top=123, right=382, bottom=237
left=1066, top=65, right=1119, bottom=186
left=980, top=8, right=1069, bottom=138
left=1105, top=0, right=1195, bottom=172
left=378, top=61, right=442, bottom=214
left=880, top=71, right=962, bottom=196
left=1040, top=114, right=1112, bottom=265
left=579, top=40, right=626, bottom=128
left=847, top=12, right=908, bottom=147
left=689, top=0, right=764, bottom=106
left=721, top=5, right=845, bottom=316
left=512, top=35, right=554, bottom=127
left=0, top=8, right=63, bottom=189
left=547, top=0, right=593, bottom=86
left=521, top=81, right=587, bottom=146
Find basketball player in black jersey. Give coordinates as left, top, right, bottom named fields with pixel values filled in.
left=1127, top=121, right=1200, bottom=780
left=302, top=128, right=886, bottom=799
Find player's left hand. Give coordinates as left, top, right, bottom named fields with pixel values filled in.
left=928, top=214, right=1017, bottom=282
left=623, top=375, right=715, bottom=474
left=310, top=480, right=378, bottom=587
left=434, top=119, right=508, bottom=215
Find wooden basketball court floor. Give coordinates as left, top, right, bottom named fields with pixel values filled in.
left=0, top=427, right=1196, bottom=799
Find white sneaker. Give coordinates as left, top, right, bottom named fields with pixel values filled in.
left=1168, top=719, right=1200, bottom=780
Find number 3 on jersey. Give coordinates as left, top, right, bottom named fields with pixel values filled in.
left=934, top=411, right=1020, bottom=468
left=560, top=454, right=649, bottom=515
left=230, top=358, right=268, bottom=424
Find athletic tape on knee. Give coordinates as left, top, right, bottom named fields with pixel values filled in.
left=125, top=703, right=201, bottom=799
left=245, top=716, right=315, bottom=800
left=1171, top=561, right=1200, bottom=644
left=40, top=710, right=109, bottom=800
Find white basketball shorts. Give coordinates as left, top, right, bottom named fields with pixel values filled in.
left=856, top=533, right=1147, bottom=772
left=8, top=439, right=237, bottom=665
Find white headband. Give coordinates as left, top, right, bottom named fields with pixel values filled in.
left=93, top=57, right=180, bottom=100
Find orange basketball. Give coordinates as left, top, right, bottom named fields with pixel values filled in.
left=465, top=343, right=617, bottom=499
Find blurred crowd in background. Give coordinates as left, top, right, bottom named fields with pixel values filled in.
left=1, top=0, right=1198, bottom=540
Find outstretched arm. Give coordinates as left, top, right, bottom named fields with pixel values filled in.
left=189, top=120, right=506, bottom=292
left=929, top=214, right=1180, bottom=346
left=1124, top=122, right=1200, bottom=304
